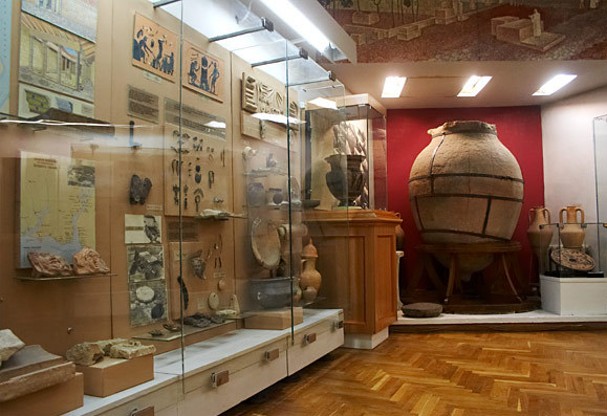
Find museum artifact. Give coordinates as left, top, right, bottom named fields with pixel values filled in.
left=300, top=238, right=321, bottom=301
left=324, top=153, right=366, bottom=207
left=72, top=247, right=110, bottom=275
left=409, top=120, right=524, bottom=274
left=558, top=205, right=586, bottom=249
left=526, top=206, right=554, bottom=270
left=249, top=276, right=294, bottom=309
left=550, top=248, right=595, bottom=272
left=65, top=343, right=104, bottom=366
left=129, top=174, right=152, bottom=205
left=27, top=252, right=72, bottom=277
left=0, top=329, right=25, bottom=367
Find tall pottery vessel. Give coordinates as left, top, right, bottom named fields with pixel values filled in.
left=527, top=207, right=554, bottom=271
left=409, top=120, right=524, bottom=276
left=559, top=205, right=585, bottom=249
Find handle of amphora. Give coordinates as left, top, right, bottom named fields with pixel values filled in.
left=576, top=208, right=585, bottom=223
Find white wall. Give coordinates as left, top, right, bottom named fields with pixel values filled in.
left=541, top=85, right=607, bottom=223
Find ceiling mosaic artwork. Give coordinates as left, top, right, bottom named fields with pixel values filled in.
left=317, top=0, right=607, bottom=62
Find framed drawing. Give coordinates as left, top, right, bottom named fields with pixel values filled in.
left=182, top=41, right=224, bottom=102
left=132, top=13, right=177, bottom=82
left=21, top=0, right=98, bottom=42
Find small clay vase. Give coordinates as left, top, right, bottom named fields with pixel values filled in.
left=300, top=239, right=321, bottom=298
left=246, top=182, right=265, bottom=207
left=559, top=205, right=585, bottom=249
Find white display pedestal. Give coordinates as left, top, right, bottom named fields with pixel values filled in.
left=540, top=274, right=607, bottom=315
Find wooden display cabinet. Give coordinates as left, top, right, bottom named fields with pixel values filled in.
left=305, top=209, right=401, bottom=349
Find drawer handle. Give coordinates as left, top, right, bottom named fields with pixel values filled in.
left=211, top=370, right=230, bottom=388
left=129, top=407, right=154, bottom=416
left=304, top=332, right=317, bottom=345
left=264, top=348, right=280, bottom=362
left=333, top=320, right=344, bottom=331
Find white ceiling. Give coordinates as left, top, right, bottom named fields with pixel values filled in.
left=323, top=60, right=607, bottom=110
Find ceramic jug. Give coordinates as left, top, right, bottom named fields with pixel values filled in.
left=526, top=207, right=553, bottom=270
left=559, top=205, right=585, bottom=250
left=299, top=239, right=321, bottom=301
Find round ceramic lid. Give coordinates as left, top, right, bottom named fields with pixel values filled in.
left=550, top=248, right=595, bottom=272
left=251, top=217, right=281, bottom=270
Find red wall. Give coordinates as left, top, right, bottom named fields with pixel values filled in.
left=387, top=106, right=545, bottom=293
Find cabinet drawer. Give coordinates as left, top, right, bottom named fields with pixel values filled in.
left=178, top=338, right=288, bottom=416
left=287, top=311, right=344, bottom=375
left=95, top=382, right=182, bottom=416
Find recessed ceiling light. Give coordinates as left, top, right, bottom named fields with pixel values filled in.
left=532, top=74, right=577, bottom=96
left=457, top=75, right=492, bottom=97
left=381, top=76, right=407, bottom=98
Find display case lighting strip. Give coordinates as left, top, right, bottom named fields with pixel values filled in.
left=287, top=70, right=336, bottom=87
left=208, top=17, right=274, bottom=42
left=251, top=47, right=308, bottom=68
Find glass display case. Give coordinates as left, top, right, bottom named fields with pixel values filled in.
left=0, top=1, right=352, bottom=415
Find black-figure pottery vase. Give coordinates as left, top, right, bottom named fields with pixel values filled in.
left=324, top=154, right=366, bottom=207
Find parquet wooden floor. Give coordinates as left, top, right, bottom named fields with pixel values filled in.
left=221, top=330, right=607, bottom=416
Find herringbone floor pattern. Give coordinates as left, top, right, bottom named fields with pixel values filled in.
left=222, top=330, right=607, bottom=416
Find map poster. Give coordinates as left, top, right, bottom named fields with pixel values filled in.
left=19, top=151, right=96, bottom=268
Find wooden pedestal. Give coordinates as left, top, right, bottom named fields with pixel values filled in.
left=305, top=210, right=400, bottom=345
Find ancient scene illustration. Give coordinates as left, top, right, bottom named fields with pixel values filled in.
left=19, top=13, right=96, bottom=102
left=132, top=14, right=177, bottom=82
left=125, top=214, right=162, bottom=244
left=318, top=0, right=607, bottom=62
left=21, top=0, right=98, bottom=42
left=182, top=41, right=224, bottom=102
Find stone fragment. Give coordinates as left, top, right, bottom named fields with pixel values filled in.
left=402, top=302, right=443, bottom=318
left=0, top=330, right=26, bottom=367
left=93, top=338, right=129, bottom=355
left=65, top=342, right=104, bottom=366
left=136, top=285, right=155, bottom=303
left=27, top=252, right=72, bottom=277
left=72, top=247, right=110, bottom=275
left=109, top=341, right=155, bottom=359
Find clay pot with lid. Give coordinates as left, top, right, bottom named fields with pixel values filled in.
left=408, top=120, right=524, bottom=275
left=299, top=238, right=321, bottom=301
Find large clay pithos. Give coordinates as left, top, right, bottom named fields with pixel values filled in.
left=409, top=120, right=524, bottom=273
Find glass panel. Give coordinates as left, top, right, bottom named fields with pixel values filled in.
left=594, top=114, right=607, bottom=272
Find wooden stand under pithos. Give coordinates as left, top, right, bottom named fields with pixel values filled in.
left=305, top=210, right=400, bottom=349
left=406, top=241, right=539, bottom=313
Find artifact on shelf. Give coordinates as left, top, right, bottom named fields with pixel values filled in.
left=249, top=276, right=294, bottom=309
left=72, top=247, right=110, bottom=275
left=129, top=174, right=152, bottom=205
left=66, top=339, right=155, bottom=365
left=65, top=342, right=104, bottom=366
left=550, top=248, right=595, bottom=273
left=558, top=205, right=586, bottom=249
left=408, top=120, right=524, bottom=276
left=27, top=251, right=72, bottom=277
left=189, top=249, right=210, bottom=279
left=527, top=206, right=554, bottom=270
left=324, top=153, right=366, bottom=207
left=300, top=238, right=322, bottom=302
left=109, top=340, right=155, bottom=360
left=0, top=344, right=76, bottom=403
left=246, top=182, right=266, bottom=207
left=0, top=330, right=25, bottom=367
left=251, top=217, right=282, bottom=270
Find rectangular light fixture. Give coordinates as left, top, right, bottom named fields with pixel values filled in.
left=307, top=97, right=338, bottom=110
left=258, top=0, right=331, bottom=54
left=457, top=75, right=492, bottom=97
left=532, top=74, right=577, bottom=96
left=381, top=76, right=407, bottom=98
